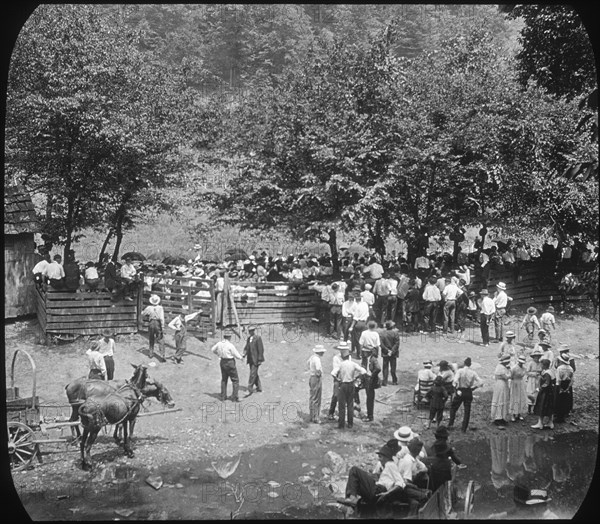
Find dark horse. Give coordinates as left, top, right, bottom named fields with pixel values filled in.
left=78, top=381, right=145, bottom=469
left=66, top=364, right=174, bottom=453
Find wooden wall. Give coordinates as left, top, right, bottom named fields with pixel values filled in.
left=36, top=287, right=138, bottom=336
left=4, top=234, right=39, bottom=319
left=139, top=277, right=216, bottom=335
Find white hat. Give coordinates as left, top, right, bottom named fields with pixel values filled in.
left=423, top=360, right=433, bottom=368
left=364, top=284, right=372, bottom=290
left=149, top=294, right=160, bottom=305
left=249, top=255, right=255, bottom=260
left=496, top=282, right=507, bottom=290
left=393, top=426, right=414, bottom=443
left=194, top=244, right=201, bottom=250
left=312, top=345, right=326, bottom=354
left=336, top=341, right=350, bottom=350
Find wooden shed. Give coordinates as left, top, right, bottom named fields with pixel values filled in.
left=4, top=185, right=41, bottom=319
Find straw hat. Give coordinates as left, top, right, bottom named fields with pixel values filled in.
left=505, top=331, right=515, bottom=338
left=500, top=354, right=511, bottom=363
left=557, top=354, right=570, bottom=365
left=312, top=345, right=326, bottom=354
left=517, top=355, right=527, bottom=364
left=336, top=341, right=351, bottom=350
left=393, top=426, right=414, bottom=443
left=527, top=306, right=537, bottom=314
left=538, top=341, right=552, bottom=348
left=423, top=360, right=433, bottom=368
left=101, top=328, right=112, bottom=338
left=149, top=294, right=160, bottom=305
left=546, top=305, right=555, bottom=312
left=479, top=289, right=489, bottom=295
left=531, top=348, right=544, bottom=357
left=496, top=282, right=507, bottom=290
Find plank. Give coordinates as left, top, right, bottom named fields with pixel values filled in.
left=46, top=305, right=136, bottom=315
left=46, top=291, right=113, bottom=300
left=46, top=327, right=137, bottom=335
left=44, top=299, right=117, bottom=308
left=47, top=313, right=137, bottom=323
left=47, top=320, right=137, bottom=330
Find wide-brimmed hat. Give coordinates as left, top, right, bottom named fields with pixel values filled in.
left=538, top=328, right=547, bottom=335
left=194, top=244, right=202, bottom=250
left=496, top=282, right=507, bottom=290
left=538, top=341, right=552, bottom=348
left=247, top=325, right=257, bottom=332
left=149, top=294, right=160, bottom=305
left=336, top=341, right=350, bottom=350
left=531, top=347, right=544, bottom=356
left=434, top=425, right=449, bottom=439
left=313, top=345, right=326, bottom=354
left=364, top=283, right=372, bottom=290
left=339, top=348, right=351, bottom=358
left=527, top=306, right=537, bottom=314
left=505, top=331, right=516, bottom=338
left=500, top=354, right=511, bottom=363
left=546, top=305, right=555, bottom=312
left=423, top=360, right=433, bottom=368
left=101, top=328, right=112, bottom=338
left=557, top=354, right=571, bottom=365
left=393, top=426, right=414, bottom=443
left=558, top=344, right=570, bottom=353
left=517, top=355, right=527, bottom=364
left=525, top=489, right=552, bottom=506
left=479, top=289, right=489, bottom=295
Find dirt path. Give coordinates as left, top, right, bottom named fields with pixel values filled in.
left=6, top=312, right=599, bottom=519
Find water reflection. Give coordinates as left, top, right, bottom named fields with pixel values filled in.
left=462, top=430, right=596, bottom=519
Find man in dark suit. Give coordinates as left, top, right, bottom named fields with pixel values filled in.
left=243, top=326, right=265, bottom=396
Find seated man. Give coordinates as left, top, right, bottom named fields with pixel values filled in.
left=414, top=360, right=436, bottom=405
left=338, top=445, right=416, bottom=509
left=397, top=438, right=430, bottom=490
left=426, top=440, right=454, bottom=493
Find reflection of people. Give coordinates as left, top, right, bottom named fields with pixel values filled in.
left=490, top=433, right=510, bottom=490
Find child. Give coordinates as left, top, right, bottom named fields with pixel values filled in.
left=539, top=306, right=556, bottom=342
left=168, top=312, right=187, bottom=364
left=520, top=306, right=541, bottom=341
left=425, top=376, right=448, bottom=429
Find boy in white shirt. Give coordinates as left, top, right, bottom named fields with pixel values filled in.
left=539, top=306, right=556, bottom=342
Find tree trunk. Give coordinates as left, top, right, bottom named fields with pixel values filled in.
left=327, top=229, right=340, bottom=278
left=112, top=212, right=125, bottom=262
left=98, top=228, right=114, bottom=264
left=63, top=196, right=75, bottom=261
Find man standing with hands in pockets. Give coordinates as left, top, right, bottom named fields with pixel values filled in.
left=448, top=357, right=483, bottom=432
left=212, top=330, right=244, bottom=402
left=243, top=326, right=265, bottom=396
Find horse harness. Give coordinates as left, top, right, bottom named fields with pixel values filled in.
left=78, top=381, right=147, bottom=428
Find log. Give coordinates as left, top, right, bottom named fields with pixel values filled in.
left=136, top=407, right=183, bottom=418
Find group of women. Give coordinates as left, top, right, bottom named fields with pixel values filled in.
left=490, top=332, right=575, bottom=428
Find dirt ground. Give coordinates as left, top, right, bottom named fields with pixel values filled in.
left=5, top=306, right=599, bottom=519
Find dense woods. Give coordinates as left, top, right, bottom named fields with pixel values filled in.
left=4, top=4, right=598, bottom=261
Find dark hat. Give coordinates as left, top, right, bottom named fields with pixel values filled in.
left=433, top=440, right=450, bottom=456
left=376, top=445, right=394, bottom=460
left=101, top=328, right=112, bottom=338
left=479, top=288, right=489, bottom=295
left=248, top=325, right=257, bottom=332
left=223, top=330, right=233, bottom=338
left=385, top=438, right=401, bottom=456
left=434, top=425, right=449, bottom=439
left=385, top=320, right=396, bottom=329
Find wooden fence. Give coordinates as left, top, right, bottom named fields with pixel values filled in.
left=35, top=286, right=138, bottom=338
left=471, top=261, right=590, bottom=309
left=139, top=277, right=216, bottom=336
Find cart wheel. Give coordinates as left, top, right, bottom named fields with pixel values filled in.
left=463, top=480, right=475, bottom=517
left=8, top=422, right=38, bottom=471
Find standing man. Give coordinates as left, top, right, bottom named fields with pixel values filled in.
left=359, top=320, right=381, bottom=368
left=364, top=347, right=381, bottom=422
left=478, top=289, right=496, bottom=347
left=328, top=283, right=345, bottom=340
left=350, top=293, right=370, bottom=358
left=46, top=254, right=66, bottom=289
left=86, top=341, right=107, bottom=380
left=328, top=341, right=347, bottom=420
left=373, top=273, right=391, bottom=326
left=211, top=330, right=243, bottom=402
left=307, top=345, right=327, bottom=423
left=442, top=276, right=462, bottom=334
left=380, top=320, right=399, bottom=386
left=97, top=328, right=116, bottom=380
left=341, top=294, right=356, bottom=342
left=448, top=357, right=483, bottom=432
left=243, top=326, right=265, bottom=396
left=492, top=282, right=511, bottom=342
left=332, top=348, right=366, bottom=429
left=141, top=294, right=166, bottom=360
left=422, top=277, right=442, bottom=333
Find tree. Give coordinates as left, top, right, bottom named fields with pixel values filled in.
left=5, top=5, right=191, bottom=260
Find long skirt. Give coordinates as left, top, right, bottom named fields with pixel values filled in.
left=525, top=374, right=540, bottom=406
left=553, top=380, right=573, bottom=422
left=533, top=387, right=554, bottom=418
left=509, top=378, right=528, bottom=415
left=490, top=379, right=510, bottom=421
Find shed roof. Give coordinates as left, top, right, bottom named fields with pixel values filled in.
left=4, top=185, right=41, bottom=235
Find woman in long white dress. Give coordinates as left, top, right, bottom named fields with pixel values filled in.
left=509, top=356, right=528, bottom=421
left=491, top=355, right=511, bottom=426
left=525, top=348, right=543, bottom=414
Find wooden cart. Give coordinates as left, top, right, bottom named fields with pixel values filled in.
left=6, top=349, right=81, bottom=471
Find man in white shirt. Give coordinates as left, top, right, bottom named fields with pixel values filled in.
left=96, top=328, right=116, bottom=380
left=422, top=277, right=441, bottom=333
left=86, top=341, right=107, bottom=380
left=211, top=331, right=244, bottom=402
left=46, top=254, right=66, bottom=289
left=120, top=257, right=137, bottom=301
left=478, top=289, right=496, bottom=347
left=328, top=341, right=348, bottom=420
left=360, top=284, right=376, bottom=321
left=142, top=294, right=166, bottom=359
left=492, top=282, right=511, bottom=342
left=479, top=250, right=490, bottom=287
left=359, top=321, right=381, bottom=368
left=33, top=253, right=50, bottom=289
left=387, top=275, right=399, bottom=326
left=332, top=349, right=366, bottom=429
left=341, top=295, right=356, bottom=342
left=350, top=294, right=370, bottom=358
left=373, top=273, right=391, bottom=326
left=397, top=439, right=430, bottom=489
left=329, top=283, right=345, bottom=340
left=363, top=256, right=384, bottom=282
left=307, top=345, right=326, bottom=423
left=442, top=276, right=463, bottom=334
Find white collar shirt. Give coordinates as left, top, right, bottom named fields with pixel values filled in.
left=353, top=301, right=370, bottom=321
left=494, top=290, right=508, bottom=308
left=479, top=296, right=496, bottom=315
left=211, top=340, right=242, bottom=360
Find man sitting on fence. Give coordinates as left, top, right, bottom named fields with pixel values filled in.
left=120, top=257, right=137, bottom=301
left=46, top=254, right=66, bottom=290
